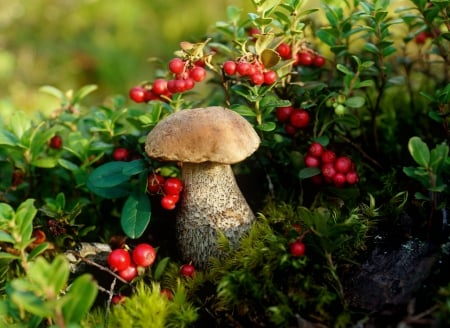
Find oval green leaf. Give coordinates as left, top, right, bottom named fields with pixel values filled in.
left=121, top=191, right=151, bottom=239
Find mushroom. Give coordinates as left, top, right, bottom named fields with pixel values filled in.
left=145, top=106, right=260, bottom=268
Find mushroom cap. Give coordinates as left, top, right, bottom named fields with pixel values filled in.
left=145, top=106, right=260, bottom=164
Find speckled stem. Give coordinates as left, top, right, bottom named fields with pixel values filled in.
left=176, top=162, right=255, bottom=268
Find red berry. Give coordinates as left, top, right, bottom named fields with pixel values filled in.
left=310, top=174, right=323, bottom=185
left=297, top=51, right=314, bottom=66
left=129, top=86, right=147, bottom=103
left=284, top=124, right=298, bottom=136
left=346, top=171, right=359, bottom=185
left=304, top=155, right=321, bottom=168
left=308, top=142, right=325, bottom=158
left=31, top=229, right=46, bottom=244
left=49, top=135, right=63, bottom=149
left=112, top=294, right=126, bottom=305
left=290, top=109, right=310, bottom=128
left=275, top=106, right=294, bottom=123
left=236, top=62, right=251, bottom=76
left=334, top=156, right=353, bottom=174
left=152, top=79, right=168, bottom=95
left=163, top=177, right=183, bottom=195
left=160, top=289, right=174, bottom=300
left=147, top=173, right=165, bottom=194
left=223, top=61, right=237, bottom=75
left=250, top=72, right=265, bottom=85
left=132, top=243, right=156, bottom=268
left=161, top=195, right=178, bottom=210
left=313, top=55, right=326, bottom=67
left=333, top=173, right=347, bottom=187
left=168, top=58, right=185, bottom=74
left=189, top=66, right=206, bottom=82
left=183, top=77, right=196, bottom=91
left=108, top=249, right=131, bottom=272
left=112, top=148, right=130, bottom=161
left=321, top=163, right=336, bottom=180
left=290, top=240, right=306, bottom=257
left=174, top=79, right=187, bottom=93
left=180, top=263, right=195, bottom=277
left=321, top=150, right=336, bottom=164
left=415, top=31, right=428, bottom=44
left=263, top=70, right=277, bottom=84
left=277, top=42, right=291, bottom=59
left=118, top=262, right=138, bottom=282
left=144, top=89, right=158, bottom=102
left=248, top=27, right=261, bottom=38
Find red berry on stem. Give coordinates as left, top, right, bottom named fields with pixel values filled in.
left=163, top=177, right=183, bottom=196
left=321, top=150, right=336, bottom=164
left=183, top=77, right=195, bottom=91
left=180, top=263, right=195, bottom=277
left=147, top=173, right=165, bottom=194
left=277, top=42, right=292, bottom=59
left=346, top=171, right=359, bottom=185
left=49, top=135, right=63, bottom=149
left=333, top=173, right=347, bottom=187
left=118, top=262, right=138, bottom=282
left=168, top=58, right=185, bottom=74
left=132, top=243, right=156, bottom=268
left=108, top=249, right=131, bottom=271
left=152, top=79, right=168, bottom=95
left=236, top=62, right=251, bottom=76
left=263, top=70, right=277, bottom=84
left=313, top=55, right=326, bottom=67
left=290, top=240, right=306, bottom=257
left=321, top=163, right=336, bottom=180
left=223, top=61, right=237, bottom=75
left=112, top=148, right=130, bottom=161
left=290, top=109, right=310, bottom=128
left=112, top=294, right=126, bottom=305
left=334, top=156, right=353, bottom=174
left=308, top=142, right=325, bottom=158
left=161, top=195, right=178, bottom=210
left=304, top=155, right=321, bottom=168
left=189, top=66, right=206, bottom=82
left=160, top=289, right=174, bottom=300
left=297, top=51, right=314, bottom=66
left=276, top=106, right=294, bottom=123
left=250, top=72, right=264, bottom=85
left=129, top=86, right=147, bottom=103
left=284, top=124, right=298, bottom=136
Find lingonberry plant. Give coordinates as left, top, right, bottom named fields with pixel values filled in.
left=0, top=0, right=449, bottom=327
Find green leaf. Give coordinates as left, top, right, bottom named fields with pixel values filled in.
left=335, top=114, right=360, bottom=128
left=381, top=45, right=396, bottom=57
left=31, top=157, right=58, bottom=168
left=87, top=161, right=133, bottom=188
left=230, top=105, right=257, bottom=117
left=408, top=136, right=430, bottom=167
left=0, top=251, right=20, bottom=260
left=15, top=199, right=37, bottom=242
left=122, top=159, right=147, bottom=176
left=257, top=121, right=276, bottom=132
left=27, top=243, right=50, bottom=261
left=87, top=182, right=131, bottom=199
left=0, top=231, right=15, bottom=244
left=10, top=111, right=31, bottom=140
left=316, top=29, right=337, bottom=46
left=336, top=64, right=353, bottom=76
left=39, top=85, right=65, bottom=100
left=255, top=33, right=275, bottom=56
left=429, top=142, right=449, bottom=173
left=72, top=84, right=98, bottom=105
left=356, top=80, right=374, bottom=88
left=299, top=167, right=321, bottom=180
left=0, top=203, right=14, bottom=221
left=10, top=288, right=52, bottom=318
left=58, top=159, right=80, bottom=171
left=0, top=129, right=19, bottom=146
left=62, top=274, right=97, bottom=323
left=345, top=96, right=365, bottom=108
left=363, top=42, right=379, bottom=54
left=257, top=0, right=281, bottom=14
left=120, top=191, right=151, bottom=239
left=153, top=257, right=170, bottom=280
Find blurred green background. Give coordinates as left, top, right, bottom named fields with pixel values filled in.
left=0, top=0, right=252, bottom=114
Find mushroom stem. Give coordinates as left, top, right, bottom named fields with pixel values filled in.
left=177, top=162, right=255, bottom=268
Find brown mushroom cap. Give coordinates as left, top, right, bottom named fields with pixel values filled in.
left=145, top=106, right=260, bottom=164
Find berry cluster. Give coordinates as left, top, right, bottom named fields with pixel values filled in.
left=304, top=142, right=359, bottom=187
left=129, top=57, right=207, bottom=103
left=222, top=58, right=277, bottom=86
left=326, top=94, right=347, bottom=116
left=275, top=105, right=311, bottom=136
left=147, top=173, right=183, bottom=210
left=276, top=42, right=326, bottom=68
left=107, top=243, right=156, bottom=282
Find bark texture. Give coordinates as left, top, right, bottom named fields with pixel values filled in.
left=177, top=162, right=255, bottom=268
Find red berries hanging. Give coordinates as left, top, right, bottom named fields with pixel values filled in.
left=222, top=57, right=278, bottom=86
left=147, top=173, right=183, bottom=211
left=107, top=243, right=157, bottom=283
left=275, top=105, right=311, bottom=135
left=304, top=143, right=359, bottom=188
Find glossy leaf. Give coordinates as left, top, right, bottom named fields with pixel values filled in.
left=408, top=137, right=430, bottom=167
left=120, top=191, right=151, bottom=239
left=62, top=274, right=98, bottom=323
